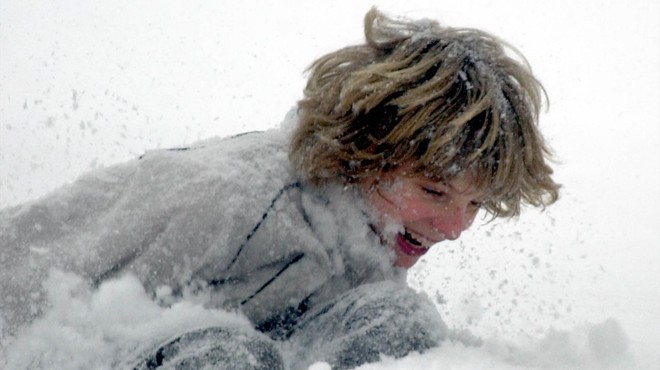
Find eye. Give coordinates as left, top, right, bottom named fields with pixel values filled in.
left=422, top=187, right=445, bottom=198
left=470, top=200, right=483, bottom=208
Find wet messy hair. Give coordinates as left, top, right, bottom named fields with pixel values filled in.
left=289, top=8, right=559, bottom=217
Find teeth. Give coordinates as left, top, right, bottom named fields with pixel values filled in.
left=404, top=230, right=425, bottom=247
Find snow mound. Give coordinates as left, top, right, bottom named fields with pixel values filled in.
left=1, top=270, right=252, bottom=370
left=1, top=271, right=640, bottom=370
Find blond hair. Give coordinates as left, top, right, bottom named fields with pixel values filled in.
left=290, top=8, right=559, bottom=217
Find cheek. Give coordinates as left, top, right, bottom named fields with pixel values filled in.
left=367, top=188, right=421, bottom=222
left=397, top=198, right=431, bottom=218
left=365, top=189, right=400, bottom=221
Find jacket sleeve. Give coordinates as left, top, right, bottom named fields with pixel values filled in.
left=0, top=160, right=141, bottom=335
left=0, top=132, right=293, bottom=335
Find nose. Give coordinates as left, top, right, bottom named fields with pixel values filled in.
left=432, top=205, right=470, bottom=241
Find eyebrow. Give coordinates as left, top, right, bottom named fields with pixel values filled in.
left=446, top=180, right=484, bottom=197
left=420, top=175, right=485, bottom=198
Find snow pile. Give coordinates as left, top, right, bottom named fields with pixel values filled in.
left=351, top=318, right=632, bottom=370
left=1, top=271, right=253, bottom=370
left=1, top=271, right=639, bottom=370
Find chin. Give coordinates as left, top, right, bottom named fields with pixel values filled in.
left=393, top=255, right=420, bottom=269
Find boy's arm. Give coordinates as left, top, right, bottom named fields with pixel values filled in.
left=0, top=160, right=140, bottom=335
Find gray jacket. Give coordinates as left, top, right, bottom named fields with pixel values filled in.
left=0, top=128, right=398, bottom=337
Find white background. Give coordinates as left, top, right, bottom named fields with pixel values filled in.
left=1, top=0, right=658, bottom=368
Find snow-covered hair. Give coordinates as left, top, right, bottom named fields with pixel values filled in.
left=289, top=8, right=559, bottom=217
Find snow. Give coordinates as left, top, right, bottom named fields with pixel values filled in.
left=3, top=272, right=255, bottom=369
left=1, top=0, right=658, bottom=369
left=1, top=272, right=636, bottom=370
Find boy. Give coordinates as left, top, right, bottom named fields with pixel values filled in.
left=1, top=8, right=558, bottom=369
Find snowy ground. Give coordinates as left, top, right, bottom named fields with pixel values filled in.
left=1, top=1, right=658, bottom=369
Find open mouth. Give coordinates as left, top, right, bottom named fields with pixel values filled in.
left=395, top=230, right=431, bottom=257
left=404, top=230, right=425, bottom=246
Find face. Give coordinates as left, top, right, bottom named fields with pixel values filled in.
left=361, top=168, right=486, bottom=269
